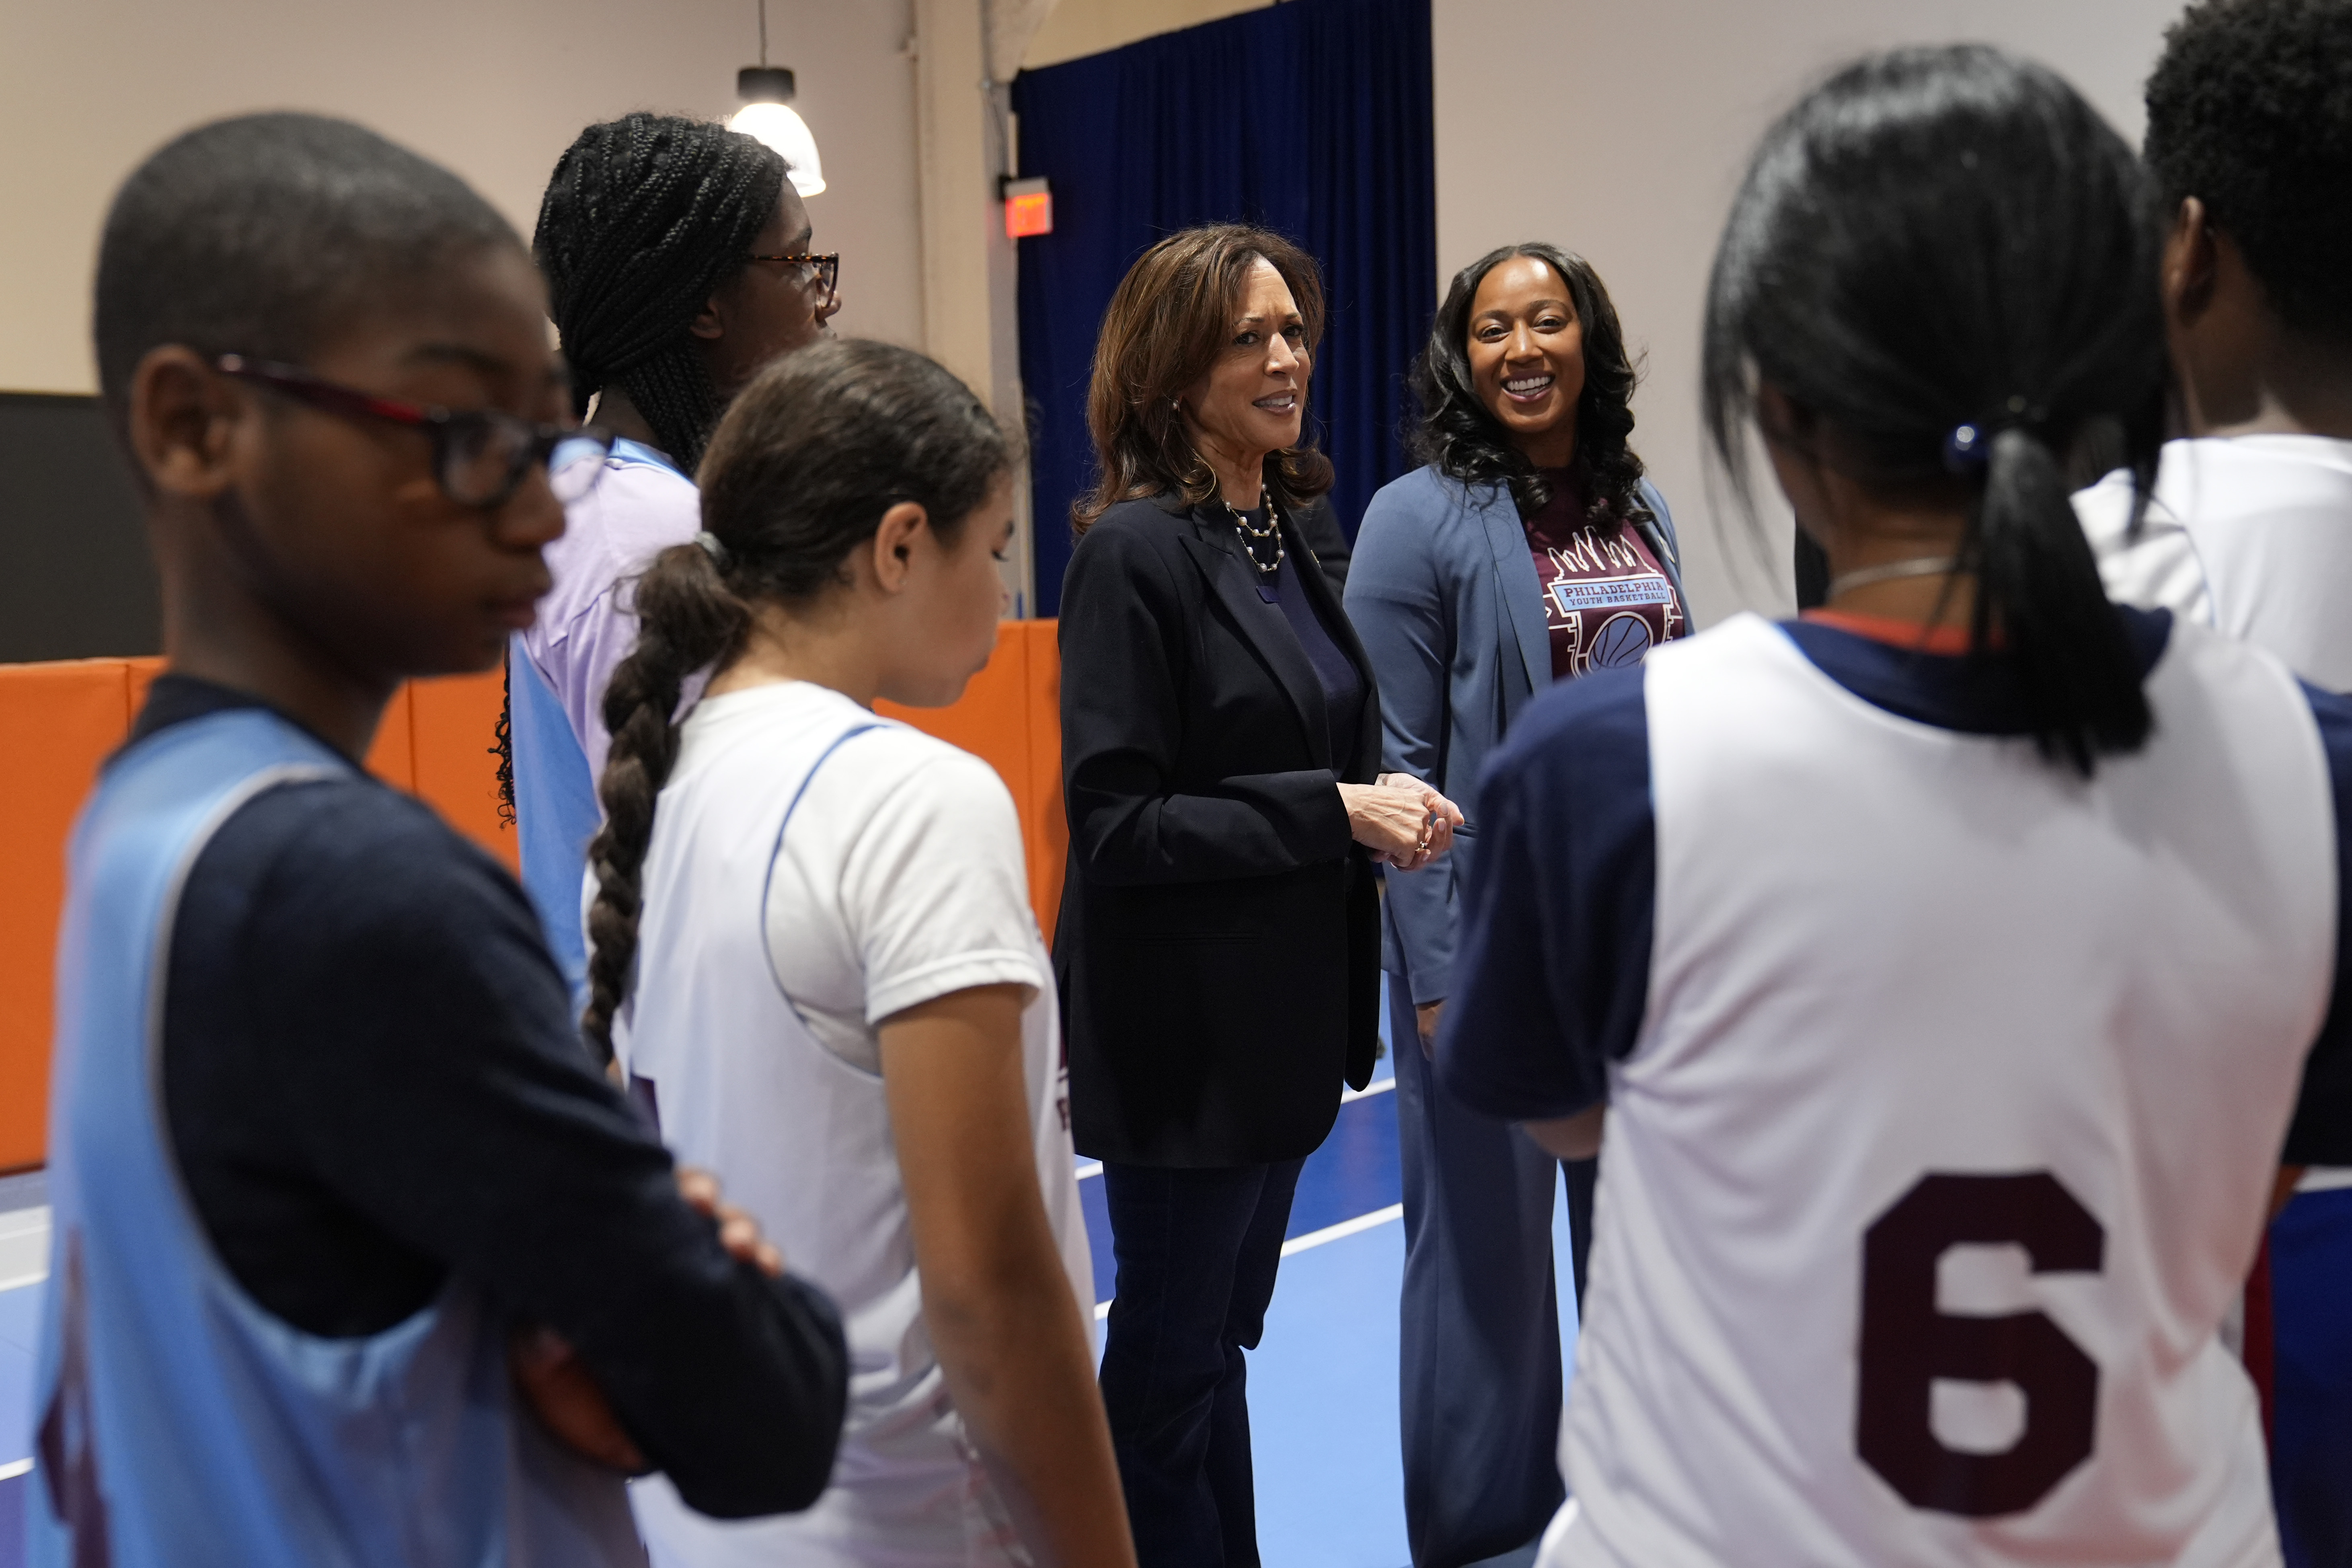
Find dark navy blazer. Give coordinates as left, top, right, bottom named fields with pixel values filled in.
left=1343, top=466, right=1683, bottom=1005
left=1056, top=491, right=1384, bottom=1166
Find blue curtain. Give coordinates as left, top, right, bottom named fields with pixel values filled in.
left=1011, top=0, right=1435, bottom=614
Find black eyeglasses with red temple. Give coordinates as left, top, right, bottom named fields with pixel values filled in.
left=215, top=354, right=616, bottom=509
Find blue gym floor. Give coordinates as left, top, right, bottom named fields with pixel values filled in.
left=0, top=978, right=1583, bottom=1566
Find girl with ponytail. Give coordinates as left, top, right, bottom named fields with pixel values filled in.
left=1437, top=45, right=2352, bottom=1567
left=588, top=337, right=1135, bottom=1568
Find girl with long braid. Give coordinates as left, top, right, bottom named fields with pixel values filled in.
left=591, top=337, right=1136, bottom=1568
left=508, top=112, right=840, bottom=1003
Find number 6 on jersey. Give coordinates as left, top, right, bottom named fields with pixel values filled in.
left=1857, top=1171, right=2106, bottom=1517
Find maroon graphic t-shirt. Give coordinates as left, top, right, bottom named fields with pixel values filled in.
left=1523, top=469, right=1687, bottom=679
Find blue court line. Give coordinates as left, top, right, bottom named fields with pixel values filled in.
left=0, top=1277, right=37, bottom=1568
left=0, top=1471, right=21, bottom=1568
left=0, top=1284, right=37, bottom=1479
left=1078, top=1085, right=1405, bottom=1312
left=1252, top=1162, right=1585, bottom=1568
left=1251, top=1218, right=1411, bottom=1567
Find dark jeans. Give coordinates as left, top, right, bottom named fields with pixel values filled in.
left=1097, top=1157, right=1306, bottom=1568
left=1395, top=976, right=1597, bottom=1567
left=2272, top=1188, right=2352, bottom=1568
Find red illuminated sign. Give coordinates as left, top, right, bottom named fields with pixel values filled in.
left=1004, top=178, right=1052, bottom=238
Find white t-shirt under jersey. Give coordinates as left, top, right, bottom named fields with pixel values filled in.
left=618, top=680, right=1091, bottom=1568
left=2081, top=434, right=2352, bottom=1199
left=2079, top=434, right=2352, bottom=690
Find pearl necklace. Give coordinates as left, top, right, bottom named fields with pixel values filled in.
left=1225, top=487, right=1285, bottom=577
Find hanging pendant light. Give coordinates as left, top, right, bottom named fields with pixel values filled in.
left=729, top=0, right=825, bottom=195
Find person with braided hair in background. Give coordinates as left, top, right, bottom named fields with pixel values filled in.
left=507, top=112, right=840, bottom=1002
left=587, top=337, right=1134, bottom=1568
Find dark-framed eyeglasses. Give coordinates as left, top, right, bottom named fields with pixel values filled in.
left=214, top=354, right=615, bottom=508
left=745, top=251, right=840, bottom=306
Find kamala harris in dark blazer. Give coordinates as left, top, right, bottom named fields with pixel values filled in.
left=1059, top=487, right=1380, bottom=1162
left=1054, top=224, right=1460, bottom=1568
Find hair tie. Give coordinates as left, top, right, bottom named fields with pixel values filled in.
left=1942, top=422, right=1990, bottom=472
left=694, top=530, right=731, bottom=569
left=1943, top=397, right=2049, bottom=474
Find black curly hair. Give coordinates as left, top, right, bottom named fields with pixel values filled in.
left=2145, top=0, right=2352, bottom=344
left=1409, top=243, right=1647, bottom=526
left=534, top=113, right=789, bottom=474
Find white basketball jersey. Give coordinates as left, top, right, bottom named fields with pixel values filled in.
left=2080, top=435, right=2352, bottom=690
left=614, top=687, right=1089, bottom=1568
left=1548, top=614, right=2335, bottom=1568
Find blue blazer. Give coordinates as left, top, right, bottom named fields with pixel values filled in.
left=1342, top=464, right=1684, bottom=1003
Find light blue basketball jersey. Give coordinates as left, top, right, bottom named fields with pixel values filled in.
left=30, top=707, right=643, bottom=1568
left=510, top=436, right=690, bottom=1009
left=508, top=642, right=598, bottom=1003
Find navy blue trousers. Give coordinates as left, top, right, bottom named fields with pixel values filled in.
left=1097, top=1157, right=1305, bottom=1568
left=1394, top=977, right=1596, bottom=1568
left=2274, top=1187, right=2352, bottom=1568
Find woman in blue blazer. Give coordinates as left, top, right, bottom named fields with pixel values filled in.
left=1343, top=243, right=1686, bottom=1568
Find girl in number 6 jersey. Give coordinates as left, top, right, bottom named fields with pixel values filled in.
left=585, top=339, right=1136, bottom=1568
left=1440, top=44, right=2352, bottom=1568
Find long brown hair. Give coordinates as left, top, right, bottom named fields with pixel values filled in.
left=1072, top=224, right=1335, bottom=534
left=580, top=339, right=1014, bottom=1062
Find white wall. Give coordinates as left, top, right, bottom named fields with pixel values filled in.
left=1432, top=0, right=2182, bottom=621
left=1022, top=0, right=1267, bottom=68
left=0, top=0, right=923, bottom=395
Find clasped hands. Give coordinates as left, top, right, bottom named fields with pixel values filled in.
left=1339, top=773, right=1465, bottom=872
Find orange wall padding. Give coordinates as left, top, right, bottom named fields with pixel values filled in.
left=0, top=624, right=1064, bottom=1172
left=0, top=662, right=140, bottom=1174
left=875, top=619, right=1066, bottom=946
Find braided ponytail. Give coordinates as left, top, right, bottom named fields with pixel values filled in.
left=534, top=113, right=786, bottom=472
left=580, top=339, right=1017, bottom=1063
left=580, top=544, right=752, bottom=1062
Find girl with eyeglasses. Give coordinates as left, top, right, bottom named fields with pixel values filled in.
left=506, top=112, right=843, bottom=1010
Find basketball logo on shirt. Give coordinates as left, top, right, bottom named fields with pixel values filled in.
left=1539, top=526, right=1684, bottom=677
left=1588, top=612, right=1655, bottom=668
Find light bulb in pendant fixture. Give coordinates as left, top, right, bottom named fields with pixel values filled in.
left=731, top=3, right=824, bottom=196
left=731, top=69, right=824, bottom=196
